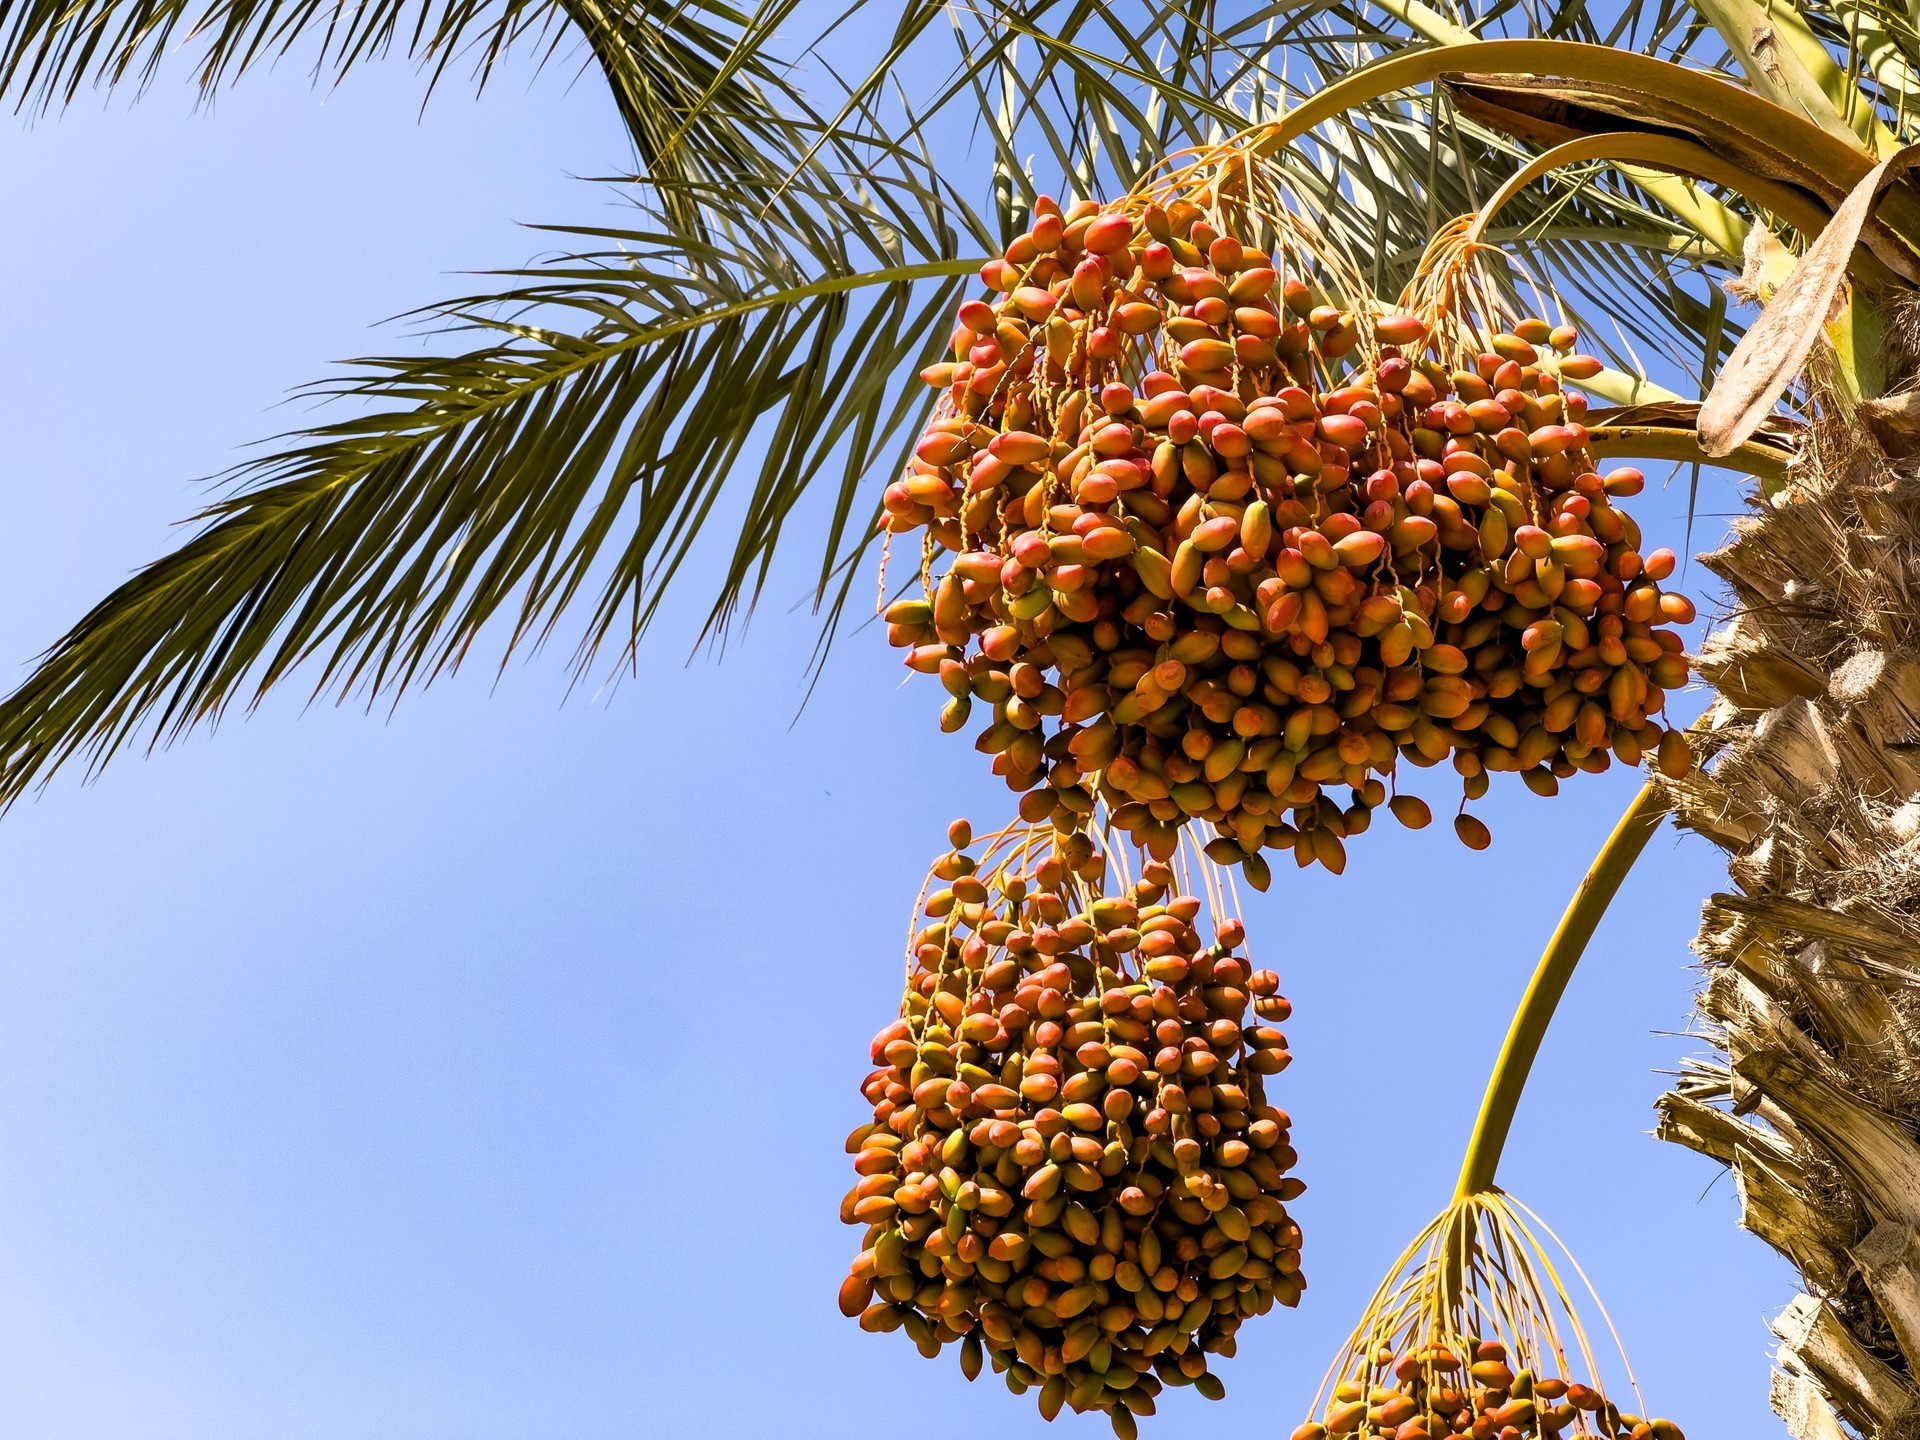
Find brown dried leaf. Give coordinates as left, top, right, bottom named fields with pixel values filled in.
left=1443, top=74, right=1859, bottom=199
left=1446, top=76, right=1919, bottom=281
left=1858, top=392, right=1920, bottom=457
left=1701, top=144, right=1920, bottom=457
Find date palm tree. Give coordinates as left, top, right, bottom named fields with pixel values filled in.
left=0, top=0, right=1918, bottom=1432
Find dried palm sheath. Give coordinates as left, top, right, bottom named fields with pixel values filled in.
left=1657, top=412, right=1920, bottom=1440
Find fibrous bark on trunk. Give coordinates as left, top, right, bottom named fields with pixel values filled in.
left=1657, top=419, right=1920, bottom=1440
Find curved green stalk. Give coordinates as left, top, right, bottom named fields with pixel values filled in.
left=1586, top=420, right=1793, bottom=485
left=1255, top=40, right=1869, bottom=184
left=1454, top=782, right=1672, bottom=1199
left=1246, top=40, right=1864, bottom=261
left=1465, top=131, right=1867, bottom=272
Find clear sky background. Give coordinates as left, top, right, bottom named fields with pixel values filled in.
left=0, top=34, right=1788, bottom=1440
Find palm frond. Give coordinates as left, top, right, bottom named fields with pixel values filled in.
left=959, top=0, right=1740, bottom=364
left=11, top=0, right=1883, bottom=806
left=0, top=0, right=813, bottom=239
left=546, top=0, right=810, bottom=232
left=0, top=147, right=988, bottom=805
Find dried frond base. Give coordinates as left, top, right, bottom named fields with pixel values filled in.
left=1660, top=411, right=1920, bottom=1439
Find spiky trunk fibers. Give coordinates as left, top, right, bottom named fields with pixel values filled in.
left=1657, top=418, right=1920, bottom=1440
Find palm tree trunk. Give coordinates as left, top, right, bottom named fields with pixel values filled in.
left=1657, top=417, right=1920, bottom=1440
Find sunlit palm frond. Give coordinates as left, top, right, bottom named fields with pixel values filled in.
left=13, top=0, right=1912, bottom=807
left=776, top=0, right=1747, bottom=366
left=0, top=142, right=991, bottom=804
left=0, top=0, right=813, bottom=239
left=910, top=0, right=1742, bottom=370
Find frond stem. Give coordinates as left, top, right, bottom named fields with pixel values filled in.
left=1585, top=421, right=1792, bottom=485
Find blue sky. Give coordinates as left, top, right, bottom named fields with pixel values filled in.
left=0, top=36, right=1786, bottom=1440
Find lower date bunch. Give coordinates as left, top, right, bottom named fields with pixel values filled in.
left=841, top=819, right=1302, bottom=1433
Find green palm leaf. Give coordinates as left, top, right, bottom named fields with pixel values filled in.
left=0, top=0, right=810, bottom=236
left=0, top=153, right=988, bottom=804
left=8, top=0, right=1911, bottom=804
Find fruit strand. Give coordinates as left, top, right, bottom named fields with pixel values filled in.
left=1293, top=1192, right=1684, bottom=1440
